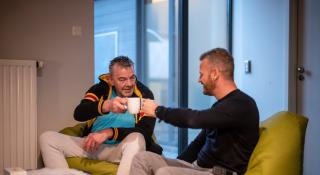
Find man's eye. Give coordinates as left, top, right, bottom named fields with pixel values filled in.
left=118, top=78, right=126, bottom=82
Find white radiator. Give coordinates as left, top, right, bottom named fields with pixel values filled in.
left=0, top=59, right=37, bottom=174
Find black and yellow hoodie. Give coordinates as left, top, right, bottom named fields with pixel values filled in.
left=74, top=74, right=162, bottom=155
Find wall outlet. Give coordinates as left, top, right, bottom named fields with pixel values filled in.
left=72, top=25, right=82, bottom=36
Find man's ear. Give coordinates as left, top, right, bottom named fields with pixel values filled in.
left=210, top=68, right=219, bottom=80
left=109, top=75, right=115, bottom=86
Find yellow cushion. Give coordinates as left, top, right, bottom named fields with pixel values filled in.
left=66, top=157, right=118, bottom=175
left=60, top=123, right=86, bottom=137
left=245, top=111, right=308, bottom=175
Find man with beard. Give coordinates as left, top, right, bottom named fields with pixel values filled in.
left=40, top=56, right=162, bottom=175
left=130, top=48, right=259, bottom=175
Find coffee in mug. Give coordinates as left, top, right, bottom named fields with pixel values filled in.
left=127, top=97, right=141, bottom=114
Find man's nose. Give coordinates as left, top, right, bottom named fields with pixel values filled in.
left=125, top=79, right=134, bottom=86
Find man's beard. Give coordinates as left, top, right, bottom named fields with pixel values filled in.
left=121, top=86, right=134, bottom=97
left=202, top=86, right=210, bottom=95
left=202, top=81, right=215, bottom=96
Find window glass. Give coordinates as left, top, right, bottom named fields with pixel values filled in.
left=95, top=0, right=179, bottom=158
left=188, top=0, right=228, bottom=143
left=94, top=0, right=137, bottom=82
left=144, top=0, right=179, bottom=158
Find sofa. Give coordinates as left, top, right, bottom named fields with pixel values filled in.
left=244, top=111, right=308, bottom=175
left=60, top=111, right=308, bottom=175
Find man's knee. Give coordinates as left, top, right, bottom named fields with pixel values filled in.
left=122, top=132, right=146, bottom=150
left=39, top=131, right=60, bottom=147
left=125, top=132, right=145, bottom=141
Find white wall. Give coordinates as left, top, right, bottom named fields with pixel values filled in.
left=0, top=0, right=93, bottom=138
left=233, top=0, right=289, bottom=120
left=233, top=1, right=320, bottom=174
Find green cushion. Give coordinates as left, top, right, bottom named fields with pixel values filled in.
left=245, top=111, right=308, bottom=175
left=67, top=157, right=118, bottom=175
left=60, top=123, right=119, bottom=175
left=60, top=123, right=86, bottom=137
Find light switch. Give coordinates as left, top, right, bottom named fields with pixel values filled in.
left=244, top=60, right=251, bottom=73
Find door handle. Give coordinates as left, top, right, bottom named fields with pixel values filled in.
left=297, top=67, right=305, bottom=73
left=297, top=67, right=305, bottom=81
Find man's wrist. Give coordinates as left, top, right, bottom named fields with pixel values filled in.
left=155, top=106, right=162, bottom=117
left=100, top=128, right=113, bottom=139
left=102, top=100, right=111, bottom=113
left=108, top=128, right=114, bottom=139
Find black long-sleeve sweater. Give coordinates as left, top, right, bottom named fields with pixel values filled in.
left=155, top=89, right=259, bottom=174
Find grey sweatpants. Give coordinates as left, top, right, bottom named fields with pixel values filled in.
left=39, top=131, right=146, bottom=175
left=129, top=151, right=214, bottom=175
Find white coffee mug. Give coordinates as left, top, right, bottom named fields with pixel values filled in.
left=127, top=97, right=141, bottom=114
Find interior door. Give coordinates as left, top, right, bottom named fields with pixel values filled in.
left=297, top=0, right=320, bottom=174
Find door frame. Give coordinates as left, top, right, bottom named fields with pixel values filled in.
left=288, top=0, right=298, bottom=113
